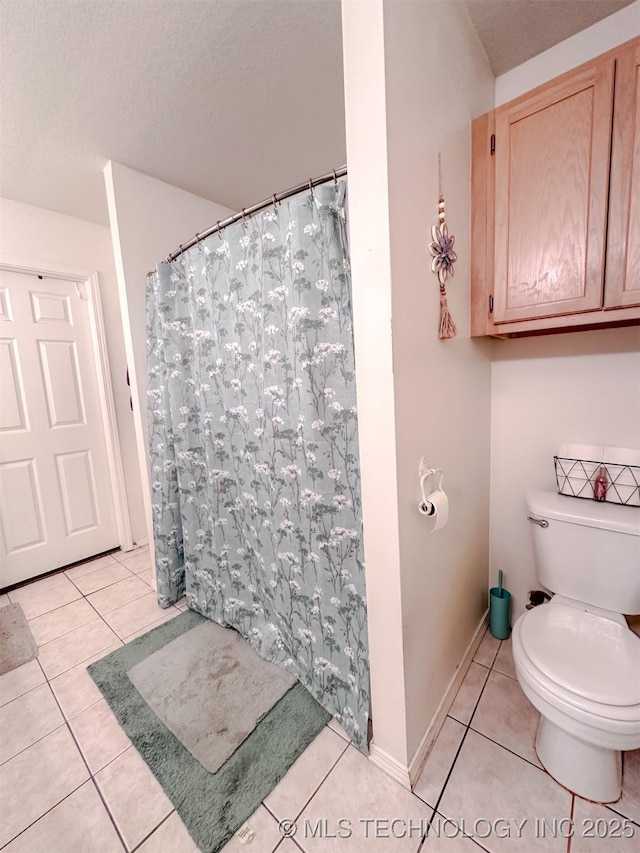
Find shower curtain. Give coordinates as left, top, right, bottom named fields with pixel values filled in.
left=147, top=182, right=370, bottom=750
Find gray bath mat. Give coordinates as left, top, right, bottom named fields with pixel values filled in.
left=0, top=603, right=38, bottom=676
left=88, top=611, right=330, bottom=852
left=128, top=619, right=296, bottom=774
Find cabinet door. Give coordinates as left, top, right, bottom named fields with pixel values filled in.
left=493, top=59, right=615, bottom=324
left=605, top=39, right=640, bottom=308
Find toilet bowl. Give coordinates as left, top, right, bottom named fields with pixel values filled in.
left=516, top=489, right=640, bottom=804
left=512, top=599, right=640, bottom=802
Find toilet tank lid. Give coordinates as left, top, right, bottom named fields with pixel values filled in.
left=526, top=490, right=640, bottom=536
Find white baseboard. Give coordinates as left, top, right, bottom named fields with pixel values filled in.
left=407, top=609, right=489, bottom=788
left=369, top=743, right=412, bottom=790
left=367, top=609, right=489, bottom=792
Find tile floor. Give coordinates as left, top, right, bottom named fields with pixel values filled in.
left=1, top=551, right=638, bottom=852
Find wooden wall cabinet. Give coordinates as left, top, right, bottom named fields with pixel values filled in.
left=471, top=37, right=640, bottom=337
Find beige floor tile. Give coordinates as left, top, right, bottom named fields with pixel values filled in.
left=449, top=663, right=489, bottom=726
left=0, top=682, right=64, bottom=765
left=327, top=717, right=352, bottom=742
left=70, top=562, right=134, bottom=595
left=121, top=611, right=178, bottom=642
left=277, top=842, right=301, bottom=853
left=64, top=553, right=120, bottom=580
left=104, top=591, right=177, bottom=640
left=116, top=547, right=152, bottom=574
left=571, top=797, right=639, bottom=852
left=298, top=745, right=430, bottom=851
left=265, top=727, right=349, bottom=820
left=492, top=638, right=516, bottom=680
left=138, top=811, right=200, bottom=852
left=221, top=805, right=289, bottom=853
left=49, top=647, right=119, bottom=720
left=439, top=730, right=571, bottom=853
left=136, top=567, right=155, bottom=587
left=612, top=747, right=640, bottom=824
left=473, top=629, right=501, bottom=669
left=96, top=746, right=172, bottom=850
left=423, top=816, right=490, bottom=852
left=3, top=780, right=123, bottom=853
left=38, top=618, right=120, bottom=679
left=87, top=575, right=150, bottom=615
left=69, top=698, right=131, bottom=774
left=414, top=717, right=466, bottom=807
left=0, top=659, right=45, bottom=707
left=471, top=670, right=541, bottom=767
left=28, top=597, right=97, bottom=645
left=0, top=725, right=88, bottom=847
left=8, top=574, right=81, bottom=620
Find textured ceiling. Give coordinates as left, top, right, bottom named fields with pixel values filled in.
left=0, top=0, right=346, bottom=224
left=465, top=0, right=635, bottom=75
left=0, top=0, right=635, bottom=226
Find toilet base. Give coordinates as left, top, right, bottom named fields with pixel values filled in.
left=536, top=716, right=621, bottom=803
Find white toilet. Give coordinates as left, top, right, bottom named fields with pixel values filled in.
left=512, top=489, right=640, bottom=803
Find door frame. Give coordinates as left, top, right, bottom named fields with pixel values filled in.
left=0, top=253, right=134, bottom=553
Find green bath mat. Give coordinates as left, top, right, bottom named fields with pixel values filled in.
left=88, top=611, right=330, bottom=852
left=0, top=603, right=38, bottom=676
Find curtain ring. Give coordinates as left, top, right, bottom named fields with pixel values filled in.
left=241, top=209, right=248, bottom=230
left=194, top=232, right=201, bottom=245
left=308, top=179, right=314, bottom=197
left=216, top=221, right=223, bottom=240
left=272, top=193, right=279, bottom=208
left=332, top=170, right=337, bottom=185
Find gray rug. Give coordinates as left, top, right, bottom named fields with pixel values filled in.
left=128, top=619, right=296, bottom=774
left=88, top=611, right=331, bottom=853
left=0, top=603, right=38, bottom=676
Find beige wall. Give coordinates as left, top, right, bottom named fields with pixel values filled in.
left=104, top=163, right=234, bottom=545
left=495, top=0, right=640, bottom=105
left=343, top=0, right=494, bottom=768
left=342, top=0, right=408, bottom=767
left=490, top=331, right=640, bottom=621
left=384, top=0, right=494, bottom=762
left=0, top=196, right=146, bottom=543
left=490, top=9, right=640, bottom=622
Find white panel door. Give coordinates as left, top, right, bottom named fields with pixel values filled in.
left=0, top=269, right=119, bottom=586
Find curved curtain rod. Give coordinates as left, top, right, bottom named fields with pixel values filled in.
left=165, top=165, right=348, bottom=263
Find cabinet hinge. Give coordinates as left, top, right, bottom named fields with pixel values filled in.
left=490, top=134, right=496, bottom=156
left=489, top=294, right=494, bottom=314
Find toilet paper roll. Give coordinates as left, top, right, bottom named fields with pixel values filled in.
left=418, top=489, right=449, bottom=532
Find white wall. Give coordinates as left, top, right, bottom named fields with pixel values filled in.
left=491, top=328, right=640, bottom=619
left=495, top=0, right=640, bottom=104
left=0, top=197, right=146, bottom=543
left=104, top=163, right=234, bottom=546
left=343, top=0, right=494, bottom=770
left=491, top=8, right=640, bottom=620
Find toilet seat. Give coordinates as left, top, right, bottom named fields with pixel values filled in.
left=513, top=606, right=640, bottom=731
left=519, top=604, right=640, bottom=705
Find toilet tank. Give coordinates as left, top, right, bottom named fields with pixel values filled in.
left=526, top=490, right=640, bottom=614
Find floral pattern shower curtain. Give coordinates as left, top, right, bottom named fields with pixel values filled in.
left=147, top=182, right=370, bottom=750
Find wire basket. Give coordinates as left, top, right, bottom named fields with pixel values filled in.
left=554, top=456, right=640, bottom=507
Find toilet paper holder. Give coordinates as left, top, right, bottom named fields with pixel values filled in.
left=418, top=458, right=444, bottom=515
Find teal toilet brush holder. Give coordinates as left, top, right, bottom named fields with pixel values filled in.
left=489, top=570, right=511, bottom=640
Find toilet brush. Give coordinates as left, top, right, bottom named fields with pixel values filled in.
left=490, top=570, right=511, bottom=640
